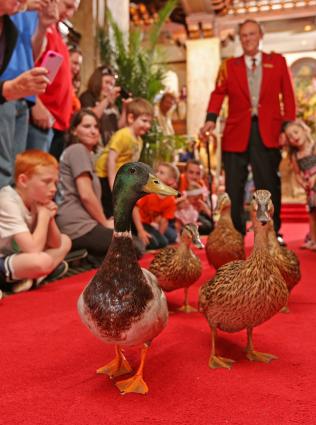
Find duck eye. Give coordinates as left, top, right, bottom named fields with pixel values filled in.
left=129, top=168, right=136, bottom=174
left=154, top=180, right=159, bottom=184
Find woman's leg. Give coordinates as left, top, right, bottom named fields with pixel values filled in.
left=309, top=210, right=316, bottom=243
left=71, top=225, right=113, bottom=257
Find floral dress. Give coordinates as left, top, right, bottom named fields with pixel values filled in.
left=296, top=144, right=316, bottom=211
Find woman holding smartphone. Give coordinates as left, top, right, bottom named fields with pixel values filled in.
left=79, top=65, right=127, bottom=147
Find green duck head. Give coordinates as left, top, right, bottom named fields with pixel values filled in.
left=113, top=162, right=179, bottom=233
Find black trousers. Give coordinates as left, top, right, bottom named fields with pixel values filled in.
left=223, top=118, right=282, bottom=235
left=99, top=177, right=113, bottom=218
left=71, top=224, right=113, bottom=257
left=49, top=129, right=66, bottom=161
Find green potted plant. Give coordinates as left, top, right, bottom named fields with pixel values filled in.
left=97, top=0, right=188, bottom=166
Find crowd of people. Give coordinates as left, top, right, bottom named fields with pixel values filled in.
left=1, top=3, right=315, bottom=298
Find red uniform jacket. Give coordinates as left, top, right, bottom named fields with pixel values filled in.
left=207, top=52, right=296, bottom=152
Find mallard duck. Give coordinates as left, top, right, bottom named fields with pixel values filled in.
left=267, top=215, right=301, bottom=313
left=205, top=192, right=245, bottom=270
left=78, top=162, right=178, bottom=395
left=199, top=190, right=288, bottom=369
left=149, top=223, right=203, bottom=313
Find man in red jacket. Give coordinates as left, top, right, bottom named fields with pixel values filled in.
left=200, top=19, right=296, bottom=243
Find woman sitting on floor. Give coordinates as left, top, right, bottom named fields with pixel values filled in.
left=56, top=109, right=114, bottom=263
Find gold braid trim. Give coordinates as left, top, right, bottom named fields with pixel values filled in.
left=216, top=58, right=231, bottom=87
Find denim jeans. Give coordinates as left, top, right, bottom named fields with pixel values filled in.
left=26, top=122, right=53, bottom=152
left=0, top=100, right=29, bottom=188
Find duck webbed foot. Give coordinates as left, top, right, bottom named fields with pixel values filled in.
left=116, top=373, right=149, bottom=395
left=246, top=350, right=278, bottom=363
left=209, top=355, right=235, bottom=369
left=97, top=345, right=132, bottom=378
left=115, top=343, right=149, bottom=395
left=177, top=288, right=197, bottom=313
left=246, top=328, right=278, bottom=364
left=208, top=326, right=235, bottom=369
left=178, top=304, right=197, bottom=313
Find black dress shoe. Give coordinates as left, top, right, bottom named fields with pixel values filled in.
left=277, top=234, right=286, bottom=247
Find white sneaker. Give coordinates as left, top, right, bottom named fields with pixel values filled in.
left=11, top=279, right=33, bottom=294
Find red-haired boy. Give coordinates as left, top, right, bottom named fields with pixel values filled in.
left=0, top=150, right=71, bottom=295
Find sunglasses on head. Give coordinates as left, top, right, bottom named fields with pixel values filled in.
left=101, top=66, right=117, bottom=78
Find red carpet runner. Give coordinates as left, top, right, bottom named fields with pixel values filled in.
left=1, top=223, right=315, bottom=425
left=280, top=203, right=308, bottom=223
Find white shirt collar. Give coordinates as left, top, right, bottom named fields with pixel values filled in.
left=245, top=52, right=262, bottom=70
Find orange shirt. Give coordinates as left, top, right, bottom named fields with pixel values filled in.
left=72, top=92, right=81, bottom=114
left=136, top=194, right=176, bottom=224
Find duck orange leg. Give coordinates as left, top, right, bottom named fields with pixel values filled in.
left=178, top=288, right=197, bottom=313
left=97, top=345, right=132, bottom=378
left=115, top=343, right=149, bottom=395
left=209, top=326, right=235, bottom=369
left=246, top=328, right=278, bottom=363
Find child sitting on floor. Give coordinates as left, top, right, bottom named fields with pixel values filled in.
left=133, top=162, right=179, bottom=250
left=0, top=150, right=71, bottom=294
left=178, top=159, right=214, bottom=235
left=285, top=119, right=316, bottom=250
left=95, top=97, right=154, bottom=218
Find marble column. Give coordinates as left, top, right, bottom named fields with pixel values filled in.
left=71, top=0, right=96, bottom=89
left=186, top=38, right=221, bottom=177
left=186, top=38, right=220, bottom=137
left=106, top=0, right=129, bottom=36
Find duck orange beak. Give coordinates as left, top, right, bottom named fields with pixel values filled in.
left=143, top=173, right=179, bottom=197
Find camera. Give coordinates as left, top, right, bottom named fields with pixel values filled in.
left=120, top=88, right=131, bottom=100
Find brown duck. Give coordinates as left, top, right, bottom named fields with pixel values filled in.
left=77, top=162, right=178, bottom=395
left=205, top=192, right=245, bottom=270
left=149, top=223, right=203, bottom=313
left=199, top=190, right=288, bottom=369
left=267, top=213, right=301, bottom=313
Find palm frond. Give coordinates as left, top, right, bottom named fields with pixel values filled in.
left=148, top=0, right=178, bottom=54
left=106, top=9, right=127, bottom=61
left=97, top=26, right=114, bottom=66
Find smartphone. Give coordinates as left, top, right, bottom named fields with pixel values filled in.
left=120, top=88, right=131, bottom=100
left=40, top=50, right=64, bottom=84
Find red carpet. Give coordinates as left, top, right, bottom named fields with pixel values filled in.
left=1, top=222, right=316, bottom=425
left=280, top=203, right=308, bottom=223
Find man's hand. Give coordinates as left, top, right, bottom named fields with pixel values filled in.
left=2, top=68, right=49, bottom=101
left=38, top=0, right=59, bottom=28
left=31, top=98, right=54, bottom=129
left=199, top=121, right=216, bottom=142
left=26, top=0, right=50, bottom=11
